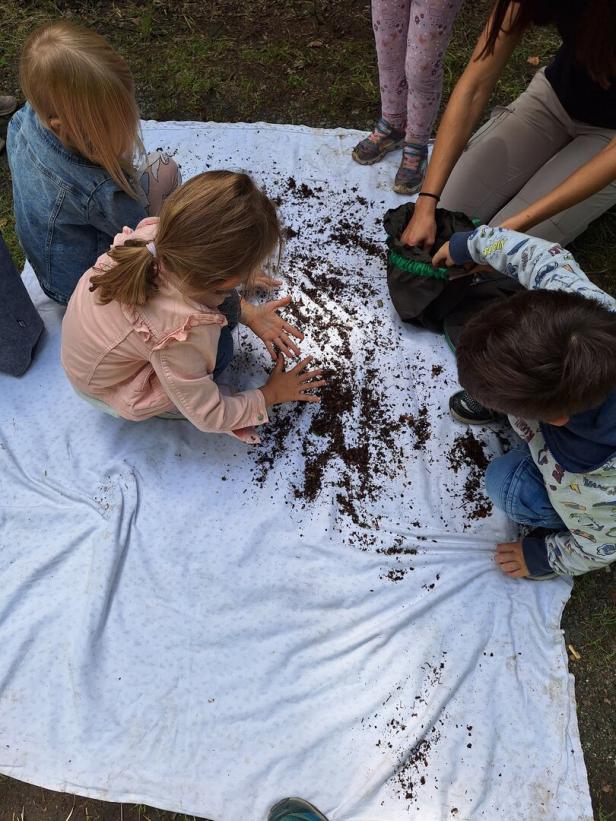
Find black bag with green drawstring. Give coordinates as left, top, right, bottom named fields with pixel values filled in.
left=385, top=202, right=523, bottom=349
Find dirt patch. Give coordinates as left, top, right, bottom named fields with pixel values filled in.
left=447, top=430, right=492, bottom=522
left=400, top=406, right=431, bottom=451
left=0, top=778, right=212, bottom=821
left=371, top=654, right=453, bottom=807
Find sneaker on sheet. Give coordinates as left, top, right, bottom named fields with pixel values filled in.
left=449, top=389, right=504, bottom=425
left=268, top=796, right=329, bottom=821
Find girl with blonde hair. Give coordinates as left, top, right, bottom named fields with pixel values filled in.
left=7, top=21, right=181, bottom=304
left=61, top=171, right=324, bottom=442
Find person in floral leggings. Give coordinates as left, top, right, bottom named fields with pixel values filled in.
left=353, top=0, right=463, bottom=195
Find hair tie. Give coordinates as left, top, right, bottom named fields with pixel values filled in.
left=146, top=241, right=157, bottom=257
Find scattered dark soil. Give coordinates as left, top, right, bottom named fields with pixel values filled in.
left=0, top=0, right=613, bottom=817
left=244, top=176, right=420, bottom=549
left=329, top=216, right=384, bottom=257
left=447, top=431, right=493, bottom=521
left=371, top=654, right=452, bottom=806
left=400, top=406, right=431, bottom=451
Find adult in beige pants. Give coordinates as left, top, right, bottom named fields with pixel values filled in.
left=403, top=0, right=616, bottom=250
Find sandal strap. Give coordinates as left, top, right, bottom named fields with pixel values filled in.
left=403, top=141, right=428, bottom=155
left=402, top=142, right=428, bottom=169
left=375, top=117, right=404, bottom=138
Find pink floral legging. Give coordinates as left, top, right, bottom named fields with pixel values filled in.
left=372, top=0, right=464, bottom=145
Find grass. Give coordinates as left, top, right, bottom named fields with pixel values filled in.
left=0, top=0, right=615, bottom=818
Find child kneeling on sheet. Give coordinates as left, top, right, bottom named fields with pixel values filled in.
left=432, top=227, right=616, bottom=580
left=8, top=21, right=181, bottom=305
left=61, top=171, right=325, bottom=442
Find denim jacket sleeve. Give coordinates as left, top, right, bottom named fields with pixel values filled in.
left=87, top=179, right=148, bottom=239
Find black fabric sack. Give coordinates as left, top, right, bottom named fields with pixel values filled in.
left=0, top=232, right=44, bottom=376
left=385, top=202, right=523, bottom=348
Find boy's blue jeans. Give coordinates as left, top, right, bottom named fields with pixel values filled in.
left=485, top=446, right=565, bottom=530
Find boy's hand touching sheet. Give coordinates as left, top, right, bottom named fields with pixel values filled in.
left=495, top=541, right=530, bottom=578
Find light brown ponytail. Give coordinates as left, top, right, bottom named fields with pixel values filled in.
left=89, top=241, right=158, bottom=305
left=90, top=171, right=282, bottom=307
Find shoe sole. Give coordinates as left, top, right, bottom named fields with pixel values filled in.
left=527, top=573, right=559, bottom=581
left=449, top=406, right=495, bottom=426
left=352, top=139, right=404, bottom=166
left=393, top=181, right=423, bottom=195
left=393, top=172, right=426, bottom=195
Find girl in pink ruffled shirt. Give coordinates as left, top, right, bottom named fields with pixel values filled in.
left=61, top=171, right=325, bottom=443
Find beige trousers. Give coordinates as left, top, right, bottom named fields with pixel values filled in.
left=439, top=69, right=616, bottom=245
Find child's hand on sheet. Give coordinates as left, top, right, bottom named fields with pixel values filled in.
left=495, top=541, right=530, bottom=578
left=242, top=296, right=304, bottom=360
left=260, top=355, right=326, bottom=407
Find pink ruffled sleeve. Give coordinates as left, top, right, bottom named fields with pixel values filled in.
left=150, top=320, right=269, bottom=440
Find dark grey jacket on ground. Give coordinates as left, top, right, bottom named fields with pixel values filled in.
left=0, top=232, right=43, bottom=376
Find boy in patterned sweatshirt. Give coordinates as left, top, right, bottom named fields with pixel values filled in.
left=432, top=226, right=616, bottom=580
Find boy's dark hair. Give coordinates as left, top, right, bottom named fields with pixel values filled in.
left=456, top=290, right=616, bottom=420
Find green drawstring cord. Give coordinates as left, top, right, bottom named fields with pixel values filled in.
left=387, top=249, right=449, bottom=281
left=388, top=220, right=482, bottom=281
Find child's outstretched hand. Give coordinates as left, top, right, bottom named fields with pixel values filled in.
left=432, top=241, right=489, bottom=280
left=432, top=241, right=455, bottom=268
left=242, top=296, right=304, bottom=360
left=495, top=541, right=530, bottom=578
left=260, top=355, right=326, bottom=407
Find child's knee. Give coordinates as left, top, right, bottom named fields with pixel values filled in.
left=147, top=150, right=181, bottom=185
left=484, top=449, right=526, bottom=510
left=484, top=457, right=511, bottom=511
left=142, top=151, right=182, bottom=215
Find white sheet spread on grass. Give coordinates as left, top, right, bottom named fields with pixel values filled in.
left=0, top=121, right=592, bottom=821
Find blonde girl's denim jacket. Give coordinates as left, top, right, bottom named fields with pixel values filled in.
left=7, top=103, right=147, bottom=305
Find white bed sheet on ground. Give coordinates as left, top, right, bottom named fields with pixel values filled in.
left=0, top=121, right=591, bottom=821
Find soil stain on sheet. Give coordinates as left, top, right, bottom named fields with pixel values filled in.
left=235, top=174, right=495, bottom=552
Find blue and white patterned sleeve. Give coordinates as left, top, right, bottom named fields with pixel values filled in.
left=450, top=226, right=616, bottom=311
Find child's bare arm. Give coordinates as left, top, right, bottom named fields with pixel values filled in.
left=499, top=136, right=616, bottom=234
